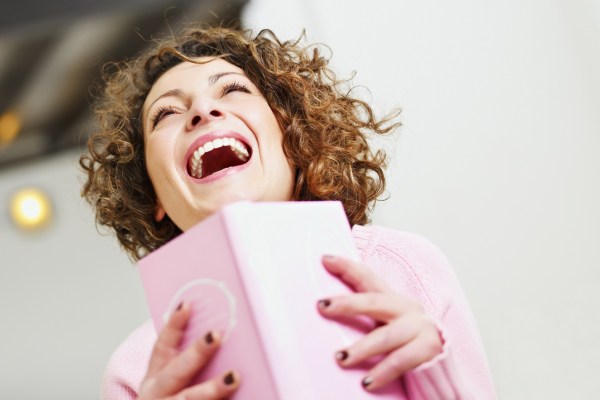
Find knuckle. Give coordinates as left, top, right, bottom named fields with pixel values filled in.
left=173, top=392, right=190, bottom=400
left=385, top=353, right=408, bottom=376
left=378, top=325, right=394, bottom=347
left=138, top=378, right=157, bottom=399
left=404, top=350, right=420, bottom=371
left=423, top=341, right=437, bottom=358
left=340, top=270, right=355, bottom=284
left=411, top=329, right=442, bottom=363
left=182, top=379, right=221, bottom=400
left=204, top=385, right=220, bottom=399
left=425, top=332, right=443, bottom=357
left=152, top=341, right=174, bottom=360
left=206, top=379, right=224, bottom=398
left=188, top=344, right=209, bottom=366
left=365, top=294, right=379, bottom=311
left=365, top=293, right=384, bottom=310
left=414, top=312, right=433, bottom=330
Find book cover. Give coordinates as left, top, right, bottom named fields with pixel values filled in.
left=138, top=201, right=402, bottom=399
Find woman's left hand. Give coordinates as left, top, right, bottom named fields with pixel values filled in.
left=317, top=255, right=443, bottom=392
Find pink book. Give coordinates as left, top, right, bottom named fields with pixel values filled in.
left=138, top=201, right=402, bottom=399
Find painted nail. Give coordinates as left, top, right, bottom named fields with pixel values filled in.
left=362, top=376, right=374, bottom=389
left=335, top=350, right=348, bottom=362
left=317, top=299, right=331, bottom=309
left=176, top=302, right=184, bottom=311
left=204, top=331, right=214, bottom=344
left=223, top=371, right=236, bottom=385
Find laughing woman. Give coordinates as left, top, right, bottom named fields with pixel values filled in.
left=81, top=26, right=496, bottom=399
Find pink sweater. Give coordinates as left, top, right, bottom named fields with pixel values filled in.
left=102, top=225, right=496, bottom=399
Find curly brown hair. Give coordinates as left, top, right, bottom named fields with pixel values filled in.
left=80, top=25, right=400, bottom=261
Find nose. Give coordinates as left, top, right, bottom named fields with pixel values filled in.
left=186, top=103, right=224, bottom=131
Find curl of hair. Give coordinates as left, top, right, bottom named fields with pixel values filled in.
left=80, top=26, right=400, bottom=261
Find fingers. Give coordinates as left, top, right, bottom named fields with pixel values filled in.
left=322, top=255, right=390, bottom=293
left=361, top=328, right=443, bottom=391
left=332, top=315, right=421, bottom=368
left=316, top=284, right=442, bottom=392
left=140, top=302, right=241, bottom=399
left=146, top=330, right=222, bottom=397
left=165, top=370, right=241, bottom=400
left=317, top=292, right=419, bottom=323
left=321, top=256, right=443, bottom=392
left=147, top=302, right=191, bottom=377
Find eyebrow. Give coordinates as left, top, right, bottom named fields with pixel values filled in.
left=208, top=71, right=245, bottom=84
left=144, top=71, right=246, bottom=122
left=146, top=88, right=185, bottom=114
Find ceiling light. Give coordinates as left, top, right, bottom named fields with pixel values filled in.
left=0, top=111, right=22, bottom=147
left=10, top=188, right=53, bottom=230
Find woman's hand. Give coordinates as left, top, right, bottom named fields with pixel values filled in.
left=138, top=303, right=240, bottom=400
left=318, top=255, right=443, bottom=392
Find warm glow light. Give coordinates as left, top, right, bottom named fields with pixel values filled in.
left=0, top=111, right=21, bottom=147
left=10, top=188, right=53, bottom=230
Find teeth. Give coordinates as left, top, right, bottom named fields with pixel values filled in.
left=188, top=137, right=250, bottom=179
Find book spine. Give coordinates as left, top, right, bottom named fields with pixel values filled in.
left=221, top=209, right=282, bottom=400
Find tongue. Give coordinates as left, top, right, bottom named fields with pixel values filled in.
left=200, top=146, right=248, bottom=178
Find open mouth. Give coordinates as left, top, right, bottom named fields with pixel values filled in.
left=187, top=137, right=252, bottom=179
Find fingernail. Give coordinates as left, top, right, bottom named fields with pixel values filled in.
left=322, top=255, right=336, bottom=261
left=317, top=299, right=331, bottom=309
left=223, top=371, right=236, bottom=386
left=362, top=376, right=374, bottom=389
left=204, top=331, right=214, bottom=344
left=335, top=350, right=348, bottom=362
left=176, top=302, right=184, bottom=311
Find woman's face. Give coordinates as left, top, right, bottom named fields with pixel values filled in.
left=142, top=58, right=295, bottom=231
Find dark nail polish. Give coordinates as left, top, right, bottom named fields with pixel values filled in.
left=176, top=302, right=183, bottom=311
left=362, top=376, right=373, bottom=389
left=204, top=331, right=214, bottom=344
left=335, top=350, right=348, bottom=362
left=318, top=299, right=331, bottom=309
left=224, top=372, right=236, bottom=385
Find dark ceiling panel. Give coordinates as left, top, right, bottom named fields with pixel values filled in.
left=0, top=0, right=192, bottom=33
left=0, top=0, right=248, bottom=169
left=0, top=33, right=60, bottom=111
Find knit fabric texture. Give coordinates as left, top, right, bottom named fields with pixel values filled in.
left=102, top=225, right=496, bottom=399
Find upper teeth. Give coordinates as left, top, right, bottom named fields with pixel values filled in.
left=189, top=137, right=250, bottom=178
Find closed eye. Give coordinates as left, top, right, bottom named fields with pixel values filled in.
left=150, top=106, right=178, bottom=128
left=221, top=81, right=251, bottom=96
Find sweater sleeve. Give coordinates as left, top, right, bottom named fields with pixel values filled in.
left=101, top=320, right=156, bottom=400
left=353, top=225, right=497, bottom=400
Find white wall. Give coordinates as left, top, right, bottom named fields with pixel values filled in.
left=243, top=0, right=600, bottom=399
left=0, top=151, right=147, bottom=399
left=0, top=0, right=598, bottom=398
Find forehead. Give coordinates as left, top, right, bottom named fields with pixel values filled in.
left=144, top=57, right=245, bottom=106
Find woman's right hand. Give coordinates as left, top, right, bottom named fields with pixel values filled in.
left=138, top=303, right=240, bottom=399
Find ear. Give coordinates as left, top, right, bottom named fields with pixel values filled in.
left=154, top=200, right=166, bottom=222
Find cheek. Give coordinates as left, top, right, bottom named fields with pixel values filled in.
left=244, top=101, right=282, bottom=136
left=144, top=135, right=175, bottom=184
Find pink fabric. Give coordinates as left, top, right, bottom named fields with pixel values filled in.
left=102, top=225, right=496, bottom=399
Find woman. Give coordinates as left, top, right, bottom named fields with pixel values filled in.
left=81, top=26, right=496, bottom=399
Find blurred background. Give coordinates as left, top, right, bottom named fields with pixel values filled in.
left=1, top=0, right=598, bottom=398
